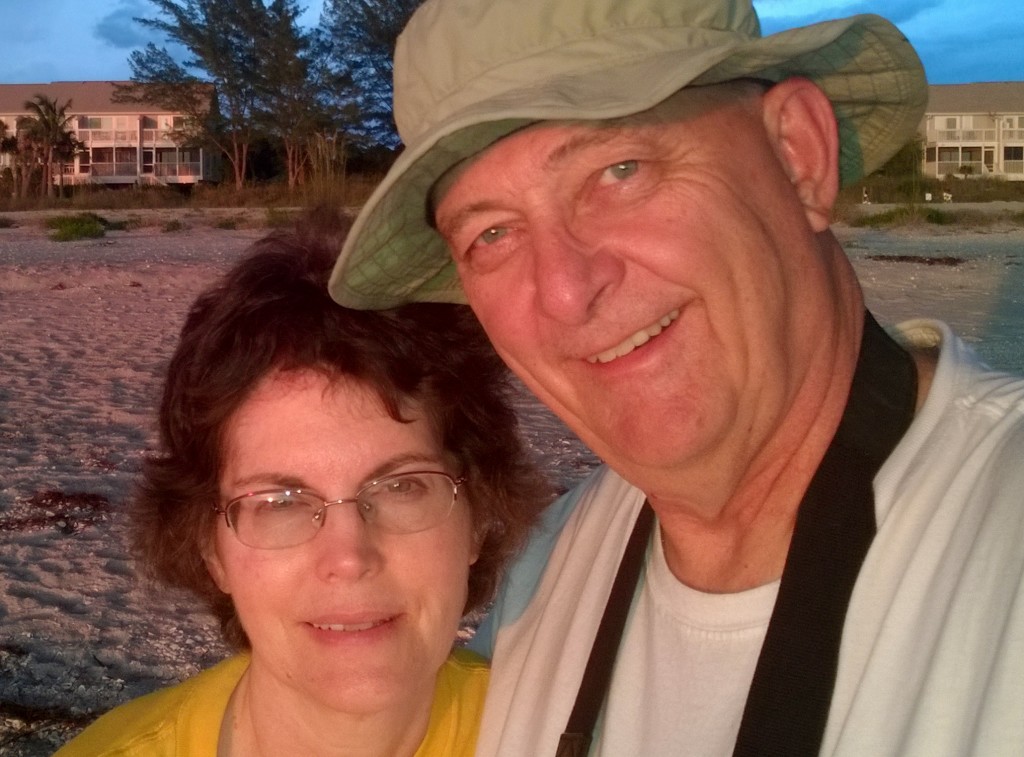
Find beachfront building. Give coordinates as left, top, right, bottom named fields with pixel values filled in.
left=0, top=81, right=218, bottom=188
left=922, top=82, right=1024, bottom=181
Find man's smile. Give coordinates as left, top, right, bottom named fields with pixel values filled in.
left=587, top=309, right=680, bottom=364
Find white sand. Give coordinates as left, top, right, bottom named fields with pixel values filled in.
left=0, top=211, right=1021, bottom=754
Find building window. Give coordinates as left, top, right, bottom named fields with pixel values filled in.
left=1006, top=146, right=1024, bottom=161
left=77, top=116, right=106, bottom=130
left=945, top=117, right=957, bottom=130
left=926, top=147, right=936, bottom=163
left=142, top=116, right=158, bottom=129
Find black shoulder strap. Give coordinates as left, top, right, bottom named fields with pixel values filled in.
left=556, top=500, right=655, bottom=756
left=732, top=311, right=918, bottom=755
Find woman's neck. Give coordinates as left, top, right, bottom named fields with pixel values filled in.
left=219, top=663, right=434, bottom=757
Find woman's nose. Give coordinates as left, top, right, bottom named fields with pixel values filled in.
left=312, top=502, right=383, bottom=581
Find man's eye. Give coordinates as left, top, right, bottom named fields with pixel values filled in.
left=602, top=160, right=639, bottom=182
left=477, top=227, right=508, bottom=246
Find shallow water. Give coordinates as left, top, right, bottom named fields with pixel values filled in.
left=839, top=227, right=1024, bottom=374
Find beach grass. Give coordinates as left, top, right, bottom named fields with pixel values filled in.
left=265, top=207, right=300, bottom=228
left=847, top=205, right=1016, bottom=229
left=43, top=212, right=135, bottom=241
left=0, top=173, right=385, bottom=216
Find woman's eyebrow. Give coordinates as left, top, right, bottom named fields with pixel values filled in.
left=361, top=452, right=447, bottom=483
left=225, top=453, right=443, bottom=495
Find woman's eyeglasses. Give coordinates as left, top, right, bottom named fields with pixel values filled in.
left=214, top=471, right=465, bottom=549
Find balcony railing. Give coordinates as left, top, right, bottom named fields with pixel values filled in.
left=929, top=129, right=998, bottom=142
left=1006, top=160, right=1024, bottom=175
left=89, top=162, right=146, bottom=177
left=934, top=160, right=986, bottom=176
left=154, top=162, right=200, bottom=177
left=76, top=128, right=179, bottom=144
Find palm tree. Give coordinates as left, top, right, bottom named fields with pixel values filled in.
left=21, top=94, right=75, bottom=198
left=0, top=119, right=14, bottom=200
left=13, top=117, right=40, bottom=199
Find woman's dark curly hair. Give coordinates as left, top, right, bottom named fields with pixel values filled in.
left=133, top=211, right=551, bottom=649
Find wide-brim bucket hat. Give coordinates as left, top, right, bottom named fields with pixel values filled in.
left=329, top=0, right=927, bottom=309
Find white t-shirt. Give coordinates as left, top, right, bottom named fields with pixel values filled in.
left=471, top=320, right=1024, bottom=756
left=595, top=525, right=778, bottom=756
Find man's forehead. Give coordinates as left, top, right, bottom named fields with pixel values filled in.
left=429, top=122, right=619, bottom=227
left=428, top=80, right=764, bottom=217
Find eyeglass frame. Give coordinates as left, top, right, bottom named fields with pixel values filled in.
left=212, top=470, right=467, bottom=549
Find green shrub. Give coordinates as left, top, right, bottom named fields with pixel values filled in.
left=214, top=216, right=239, bottom=230
left=46, top=214, right=107, bottom=241
left=44, top=211, right=134, bottom=231
left=264, top=207, right=297, bottom=228
left=849, top=207, right=918, bottom=228
left=0, top=216, right=15, bottom=229
left=921, top=208, right=955, bottom=225
left=162, top=219, right=185, bottom=233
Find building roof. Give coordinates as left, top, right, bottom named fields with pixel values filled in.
left=0, top=81, right=181, bottom=116
left=927, top=82, right=1024, bottom=114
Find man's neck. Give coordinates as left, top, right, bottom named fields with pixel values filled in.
left=651, top=311, right=866, bottom=593
left=652, top=312, right=928, bottom=594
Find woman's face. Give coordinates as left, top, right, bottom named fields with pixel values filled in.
left=205, top=368, right=478, bottom=716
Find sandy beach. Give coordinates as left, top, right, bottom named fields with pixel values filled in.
left=1, top=210, right=1022, bottom=754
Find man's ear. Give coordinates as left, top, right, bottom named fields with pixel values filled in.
left=761, top=77, right=839, bottom=232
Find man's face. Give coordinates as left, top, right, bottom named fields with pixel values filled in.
left=435, top=83, right=841, bottom=489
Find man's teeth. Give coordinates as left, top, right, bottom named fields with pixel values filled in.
left=588, top=309, right=679, bottom=364
left=313, top=620, right=382, bottom=632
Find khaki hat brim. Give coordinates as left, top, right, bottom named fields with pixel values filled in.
left=329, top=13, right=925, bottom=310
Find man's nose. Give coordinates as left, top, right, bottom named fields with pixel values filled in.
left=532, top=219, right=624, bottom=325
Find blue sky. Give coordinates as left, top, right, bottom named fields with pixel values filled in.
left=1, top=0, right=1020, bottom=86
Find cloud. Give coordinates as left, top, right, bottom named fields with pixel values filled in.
left=94, top=0, right=155, bottom=49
